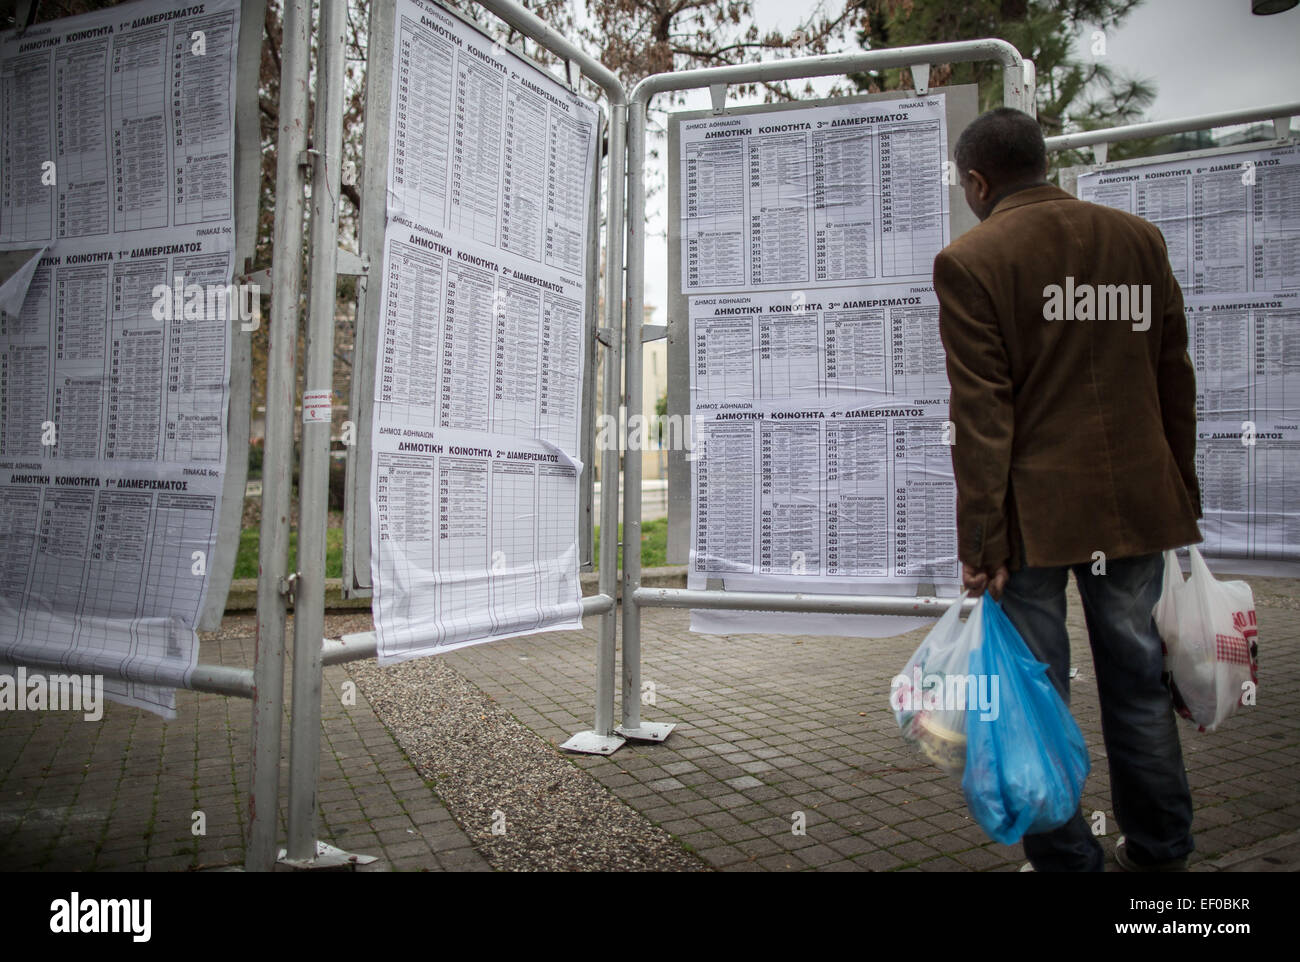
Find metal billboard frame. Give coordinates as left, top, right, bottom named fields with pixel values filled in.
left=615, top=41, right=1035, bottom=746
left=279, top=0, right=635, bottom=871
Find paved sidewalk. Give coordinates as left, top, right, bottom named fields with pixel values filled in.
left=2, top=575, right=1296, bottom=871
left=0, top=616, right=488, bottom=872
left=439, top=574, right=1300, bottom=871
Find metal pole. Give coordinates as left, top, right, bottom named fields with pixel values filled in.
left=12, top=651, right=256, bottom=699
left=616, top=97, right=646, bottom=736
left=473, top=0, right=627, bottom=96
left=1019, top=59, right=1037, bottom=117
left=595, top=103, right=626, bottom=741
left=247, top=0, right=311, bottom=873
left=618, top=39, right=1029, bottom=742
left=615, top=95, right=670, bottom=741
left=1044, top=100, right=1300, bottom=152
left=286, top=0, right=347, bottom=865
left=627, top=40, right=1024, bottom=106
left=189, top=663, right=258, bottom=698
left=578, top=112, right=604, bottom=575
left=634, top=588, right=977, bottom=617
left=320, top=595, right=615, bottom=667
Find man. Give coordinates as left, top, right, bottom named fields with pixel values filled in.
left=933, top=107, right=1202, bottom=872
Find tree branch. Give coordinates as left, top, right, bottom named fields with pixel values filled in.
left=264, top=4, right=281, bottom=77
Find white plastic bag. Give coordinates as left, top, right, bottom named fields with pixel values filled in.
left=1152, top=546, right=1258, bottom=732
left=891, top=591, right=980, bottom=775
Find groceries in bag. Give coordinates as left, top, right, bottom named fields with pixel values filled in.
left=891, top=592, right=980, bottom=776
left=961, top=596, right=1090, bottom=846
left=1153, top=545, right=1258, bottom=732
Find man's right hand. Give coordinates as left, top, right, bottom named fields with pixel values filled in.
left=963, top=563, right=1010, bottom=600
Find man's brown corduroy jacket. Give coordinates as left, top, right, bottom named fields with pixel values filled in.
left=933, top=183, right=1203, bottom=573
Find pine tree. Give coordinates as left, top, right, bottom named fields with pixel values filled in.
left=850, top=0, right=1160, bottom=165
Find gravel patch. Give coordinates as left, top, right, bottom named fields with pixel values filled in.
left=1249, top=577, right=1300, bottom=613
left=347, top=653, right=708, bottom=872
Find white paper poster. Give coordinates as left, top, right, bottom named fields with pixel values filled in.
left=1, top=0, right=240, bottom=249
left=1078, top=144, right=1300, bottom=295
left=370, top=0, right=597, bottom=661
left=0, top=0, right=241, bottom=716
left=372, top=427, right=582, bottom=660
left=1186, top=291, right=1300, bottom=565
left=680, top=95, right=950, bottom=293
left=677, top=96, right=959, bottom=637
left=1082, top=145, right=1300, bottom=571
left=687, top=284, right=957, bottom=586
left=685, top=295, right=959, bottom=635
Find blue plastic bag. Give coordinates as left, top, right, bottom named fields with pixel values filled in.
left=961, top=596, right=1090, bottom=845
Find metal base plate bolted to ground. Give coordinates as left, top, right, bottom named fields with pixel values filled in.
left=560, top=731, right=627, bottom=755
left=276, top=841, right=378, bottom=870
left=615, top=721, right=676, bottom=743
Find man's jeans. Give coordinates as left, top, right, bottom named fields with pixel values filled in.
left=997, top=551, right=1194, bottom=871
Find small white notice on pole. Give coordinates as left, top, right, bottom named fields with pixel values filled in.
left=302, top=389, right=333, bottom=423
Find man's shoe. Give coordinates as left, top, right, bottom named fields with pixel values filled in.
left=1019, top=862, right=1035, bottom=872
left=1115, top=836, right=1189, bottom=872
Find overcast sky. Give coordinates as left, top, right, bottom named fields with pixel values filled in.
left=637, top=0, right=1300, bottom=324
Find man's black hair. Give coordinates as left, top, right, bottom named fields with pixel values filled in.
left=954, top=107, right=1046, bottom=183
